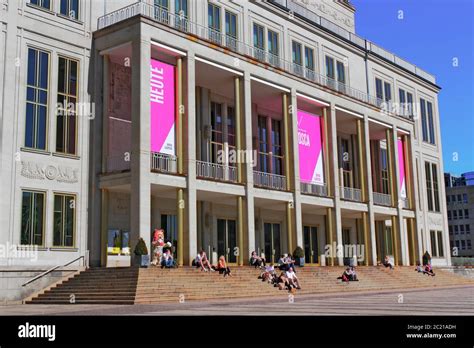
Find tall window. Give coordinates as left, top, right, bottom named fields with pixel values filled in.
left=154, top=0, right=169, bottom=23
left=325, top=56, right=335, bottom=79
left=30, top=0, right=51, bottom=10
left=56, top=57, right=78, bottom=155
left=336, top=61, right=345, bottom=84
left=257, top=116, right=269, bottom=173
left=225, top=10, right=237, bottom=49
left=375, top=78, right=383, bottom=100
left=399, top=88, right=413, bottom=116
left=267, top=30, right=279, bottom=66
left=210, top=102, right=223, bottom=164
left=226, top=106, right=236, bottom=163
left=253, top=23, right=265, bottom=60
left=175, top=0, right=188, bottom=31
left=21, top=191, right=45, bottom=246
left=383, top=81, right=391, bottom=102
left=380, top=147, right=389, bottom=194
left=375, top=78, right=392, bottom=107
left=304, top=46, right=314, bottom=71
left=25, top=48, right=49, bottom=150
left=60, top=0, right=79, bottom=20
left=208, top=3, right=221, bottom=43
left=271, top=119, right=283, bottom=175
left=425, top=161, right=440, bottom=212
left=53, top=194, right=75, bottom=247
left=420, top=98, right=435, bottom=144
left=430, top=230, right=444, bottom=257
left=326, top=56, right=345, bottom=91
left=292, top=41, right=302, bottom=75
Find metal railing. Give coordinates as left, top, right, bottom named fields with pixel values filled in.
left=22, top=254, right=87, bottom=287
left=340, top=186, right=362, bottom=202
left=150, top=152, right=177, bottom=173
left=373, top=192, right=392, bottom=206
left=270, top=0, right=436, bottom=84
left=300, top=181, right=328, bottom=197
left=96, top=2, right=427, bottom=121
left=253, top=171, right=287, bottom=191
left=196, top=160, right=237, bottom=183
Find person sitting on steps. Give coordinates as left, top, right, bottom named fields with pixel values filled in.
left=383, top=255, right=394, bottom=270
left=285, top=267, right=301, bottom=290
left=260, top=264, right=276, bottom=283
left=423, top=262, right=436, bottom=276
left=250, top=251, right=266, bottom=268
left=276, top=271, right=289, bottom=290
left=160, top=249, right=175, bottom=269
left=217, top=256, right=232, bottom=277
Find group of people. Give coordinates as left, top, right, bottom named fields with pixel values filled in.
left=337, top=266, right=359, bottom=282
left=255, top=251, right=302, bottom=292
left=193, top=250, right=232, bottom=277
left=415, top=262, right=435, bottom=276
left=151, top=229, right=177, bottom=269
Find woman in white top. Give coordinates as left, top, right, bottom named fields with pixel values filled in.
left=285, top=267, right=301, bottom=289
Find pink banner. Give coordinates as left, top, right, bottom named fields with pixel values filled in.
left=297, top=110, right=324, bottom=185
left=397, top=138, right=406, bottom=199
left=150, top=59, right=175, bottom=155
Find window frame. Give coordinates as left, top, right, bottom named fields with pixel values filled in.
left=53, top=193, right=76, bottom=247
left=20, top=190, right=46, bottom=246
left=59, top=0, right=80, bottom=20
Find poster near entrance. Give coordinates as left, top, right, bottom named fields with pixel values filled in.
left=397, top=138, right=406, bottom=199
left=297, top=110, right=324, bottom=184
left=150, top=59, right=176, bottom=155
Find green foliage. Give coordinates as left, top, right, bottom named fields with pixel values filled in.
left=134, top=238, right=148, bottom=256
left=293, top=246, right=304, bottom=259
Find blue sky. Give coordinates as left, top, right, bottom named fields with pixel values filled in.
left=352, top=0, right=474, bottom=175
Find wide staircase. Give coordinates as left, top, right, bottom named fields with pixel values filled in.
left=26, top=266, right=474, bottom=304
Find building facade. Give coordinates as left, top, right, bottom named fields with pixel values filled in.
left=0, top=0, right=451, bottom=298
left=445, top=172, right=474, bottom=257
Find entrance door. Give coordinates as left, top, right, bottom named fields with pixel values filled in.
left=376, top=221, right=393, bottom=263
left=264, top=222, right=281, bottom=263
left=161, top=214, right=178, bottom=258
left=303, top=226, right=319, bottom=264
left=217, top=219, right=237, bottom=263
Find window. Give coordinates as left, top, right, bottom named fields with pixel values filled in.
left=30, top=0, right=51, bottom=10
left=208, top=3, right=221, bottom=43
left=210, top=102, right=223, bottom=164
left=292, top=41, right=302, bottom=75
left=452, top=194, right=456, bottom=202
left=461, top=240, right=466, bottom=250
left=459, top=209, right=463, bottom=219
left=420, top=98, right=435, bottom=144
left=447, top=195, right=450, bottom=204
left=454, top=225, right=459, bottom=234
left=60, top=0, right=79, bottom=20
left=154, top=0, right=169, bottom=23
left=53, top=194, right=75, bottom=247
left=466, top=224, right=471, bottom=234
left=326, top=56, right=335, bottom=79
left=453, top=210, right=458, bottom=220
left=25, top=48, right=49, bottom=150
left=399, top=88, right=414, bottom=117
left=21, top=191, right=45, bottom=246
left=175, top=0, right=188, bottom=31
left=430, top=230, right=444, bottom=257
left=468, top=240, right=472, bottom=249
left=449, top=225, right=452, bottom=234
left=425, top=161, right=440, bottom=212
left=455, top=240, right=460, bottom=249
left=447, top=211, right=451, bottom=220
left=375, top=78, right=391, bottom=107
left=383, top=82, right=391, bottom=102
left=336, top=61, right=345, bottom=84
left=225, top=10, right=237, bottom=49
left=253, top=23, right=265, bottom=60
left=267, top=30, right=279, bottom=65
left=304, top=47, right=314, bottom=72
left=380, top=147, right=389, bottom=194
left=56, top=57, right=78, bottom=155
left=271, top=119, right=283, bottom=175
left=465, top=209, right=469, bottom=219
left=375, top=78, right=383, bottom=100
left=457, top=194, right=462, bottom=202
left=460, top=225, right=465, bottom=234
left=326, top=56, right=346, bottom=92
left=463, top=193, right=468, bottom=203
left=257, top=116, right=269, bottom=173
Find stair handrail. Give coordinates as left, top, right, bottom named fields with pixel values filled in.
left=22, top=255, right=87, bottom=287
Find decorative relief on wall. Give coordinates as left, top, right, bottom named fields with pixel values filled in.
left=20, top=161, right=79, bottom=183
left=427, top=214, right=444, bottom=227
left=296, top=0, right=354, bottom=32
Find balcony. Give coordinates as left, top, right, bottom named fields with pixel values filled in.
left=196, top=161, right=237, bottom=183
left=96, top=2, right=416, bottom=121
left=300, top=181, right=328, bottom=197
left=253, top=171, right=286, bottom=191
left=373, top=192, right=392, bottom=207
left=151, top=152, right=177, bottom=174
left=340, top=186, right=362, bottom=202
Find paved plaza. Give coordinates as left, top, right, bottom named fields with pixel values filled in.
left=1, top=286, right=473, bottom=316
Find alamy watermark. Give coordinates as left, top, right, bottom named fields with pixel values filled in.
left=0, top=242, right=38, bottom=262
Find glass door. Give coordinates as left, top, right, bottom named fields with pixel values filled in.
left=217, top=219, right=237, bottom=263
left=303, top=226, right=319, bottom=264
left=264, top=222, right=281, bottom=263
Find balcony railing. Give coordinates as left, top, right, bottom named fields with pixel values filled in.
left=300, top=181, right=328, bottom=197
left=96, top=2, right=421, bottom=121
left=373, top=192, right=392, bottom=207
left=196, top=161, right=237, bottom=183
left=151, top=152, right=177, bottom=173
left=340, top=186, right=362, bottom=202
left=253, top=171, right=287, bottom=191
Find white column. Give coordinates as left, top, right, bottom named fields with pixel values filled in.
left=130, top=35, right=152, bottom=254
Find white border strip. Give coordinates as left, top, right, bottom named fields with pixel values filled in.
left=99, top=41, right=132, bottom=56
left=151, top=41, right=187, bottom=56
left=368, top=117, right=392, bottom=129
left=397, top=128, right=410, bottom=135
left=296, top=93, right=329, bottom=106
left=195, top=56, right=243, bottom=76
left=250, top=76, right=290, bottom=92
left=335, top=106, right=363, bottom=119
